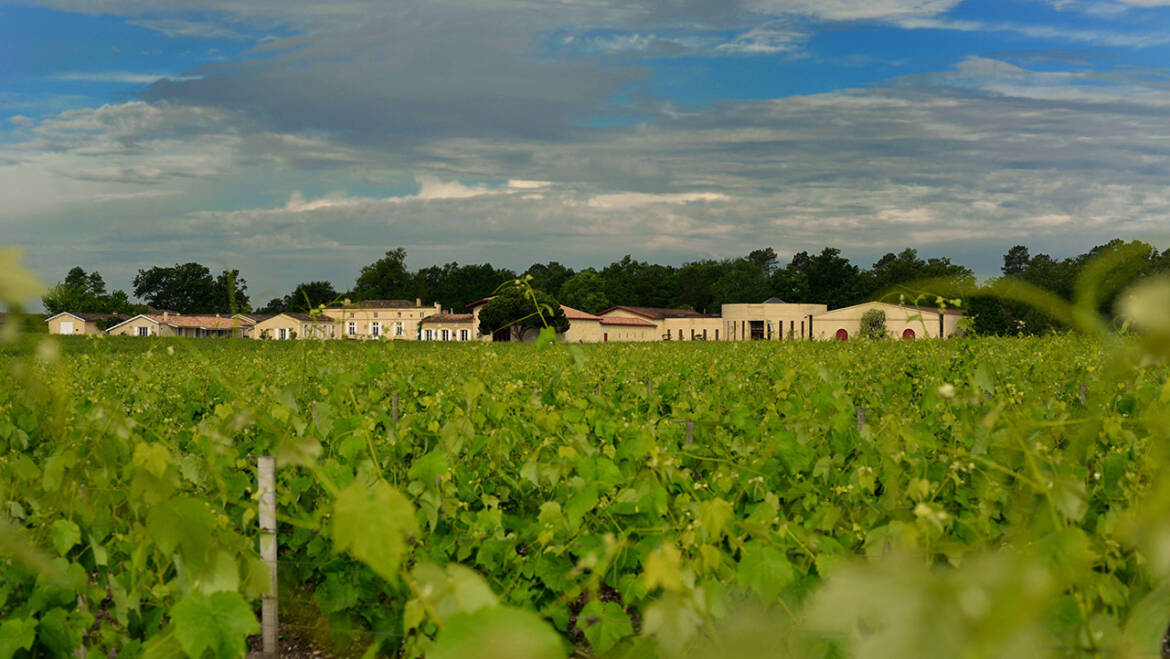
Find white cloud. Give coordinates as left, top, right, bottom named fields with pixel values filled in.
left=717, top=22, right=807, bottom=54
left=52, top=71, right=203, bottom=84
left=127, top=17, right=248, bottom=40
left=584, top=191, right=730, bottom=210
left=94, top=189, right=180, bottom=201
left=507, top=179, right=553, bottom=189
left=751, top=0, right=962, bottom=20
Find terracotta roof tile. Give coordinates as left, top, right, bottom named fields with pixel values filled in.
left=421, top=313, right=474, bottom=323
left=561, top=305, right=600, bottom=321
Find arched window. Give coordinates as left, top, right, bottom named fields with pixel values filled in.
left=903, top=328, right=916, bottom=340
left=835, top=328, right=849, bottom=342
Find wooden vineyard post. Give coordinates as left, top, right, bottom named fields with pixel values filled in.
left=392, top=393, right=400, bottom=422
left=257, top=456, right=278, bottom=658
left=684, top=419, right=695, bottom=446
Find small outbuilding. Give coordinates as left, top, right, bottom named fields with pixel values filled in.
left=46, top=312, right=125, bottom=335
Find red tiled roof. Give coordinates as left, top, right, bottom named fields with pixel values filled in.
left=561, top=305, right=600, bottom=321
left=421, top=313, right=474, bottom=323
left=276, top=312, right=318, bottom=322
left=600, top=306, right=707, bottom=320
left=600, top=316, right=657, bottom=327
left=465, top=297, right=495, bottom=309
left=237, top=313, right=276, bottom=323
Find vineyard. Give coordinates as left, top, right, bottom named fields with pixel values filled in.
left=1, top=332, right=1169, bottom=658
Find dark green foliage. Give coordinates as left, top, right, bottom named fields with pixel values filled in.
left=352, top=248, right=418, bottom=301
left=558, top=270, right=610, bottom=314
left=41, top=267, right=142, bottom=316
left=132, top=263, right=248, bottom=313
left=261, top=280, right=341, bottom=314
left=477, top=285, right=569, bottom=337
left=415, top=262, right=517, bottom=311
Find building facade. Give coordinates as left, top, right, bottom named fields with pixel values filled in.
left=809, top=302, right=963, bottom=341
left=321, top=299, right=441, bottom=340
left=46, top=312, right=125, bottom=335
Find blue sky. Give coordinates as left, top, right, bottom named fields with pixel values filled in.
left=2, top=0, right=1170, bottom=305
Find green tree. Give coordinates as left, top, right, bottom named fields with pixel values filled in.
left=747, top=247, right=779, bottom=275
left=558, top=270, right=610, bottom=314
left=353, top=248, right=416, bottom=301
left=712, top=257, right=771, bottom=307
left=213, top=269, right=250, bottom=313
left=523, top=262, right=575, bottom=297
left=287, top=281, right=340, bottom=312
left=42, top=267, right=139, bottom=315
left=416, top=262, right=516, bottom=311
left=773, top=248, right=862, bottom=308
left=860, top=308, right=888, bottom=340
left=477, top=285, right=569, bottom=339
left=133, top=263, right=244, bottom=313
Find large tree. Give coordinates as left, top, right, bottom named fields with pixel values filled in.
left=42, top=266, right=140, bottom=315
left=558, top=270, right=610, bottom=314
left=860, top=248, right=975, bottom=300
left=133, top=263, right=248, bottom=313
left=415, top=262, right=516, bottom=311
left=287, top=281, right=340, bottom=312
left=353, top=248, right=417, bottom=301
left=772, top=248, right=862, bottom=308
left=477, top=286, right=569, bottom=339
left=524, top=262, right=575, bottom=297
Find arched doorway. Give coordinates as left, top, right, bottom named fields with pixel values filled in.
left=835, top=328, right=848, bottom=341
left=903, top=328, right=916, bottom=340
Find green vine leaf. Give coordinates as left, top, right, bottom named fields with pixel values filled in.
left=171, top=591, right=259, bottom=658
left=332, top=480, right=417, bottom=582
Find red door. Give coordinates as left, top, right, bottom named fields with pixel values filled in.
left=835, top=328, right=848, bottom=341
left=903, top=328, right=916, bottom=340
left=603, top=333, right=608, bottom=342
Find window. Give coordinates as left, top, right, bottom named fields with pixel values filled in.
left=425, top=329, right=433, bottom=340
left=690, top=329, right=695, bottom=340
left=441, top=329, right=450, bottom=341
left=703, top=329, right=708, bottom=340
left=137, top=326, right=150, bottom=337
left=349, top=312, right=354, bottom=318
left=394, top=322, right=404, bottom=336
left=279, top=328, right=288, bottom=340
left=303, top=325, right=309, bottom=336
left=460, top=329, right=469, bottom=341
left=373, top=312, right=378, bottom=318
left=666, top=329, right=671, bottom=340
left=371, top=322, right=381, bottom=338
left=347, top=322, right=356, bottom=337
left=397, top=312, right=402, bottom=318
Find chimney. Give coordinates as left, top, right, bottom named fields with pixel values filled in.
left=416, top=298, right=422, bottom=307
left=163, top=311, right=169, bottom=322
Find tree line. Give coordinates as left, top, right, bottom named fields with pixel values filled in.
left=41, top=239, right=1170, bottom=336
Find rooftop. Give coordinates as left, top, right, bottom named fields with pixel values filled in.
left=421, top=313, right=474, bottom=323
left=600, top=306, right=710, bottom=320
left=560, top=305, right=600, bottom=321
left=599, top=316, right=657, bottom=327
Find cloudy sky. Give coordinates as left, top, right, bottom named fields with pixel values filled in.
left=3, top=0, right=1169, bottom=303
